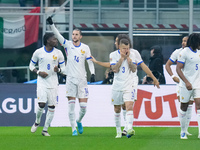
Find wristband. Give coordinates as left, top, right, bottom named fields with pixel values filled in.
left=171, top=75, right=175, bottom=79
left=37, top=70, right=40, bottom=75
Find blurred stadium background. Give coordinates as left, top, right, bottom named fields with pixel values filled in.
left=0, top=0, right=200, bottom=83
left=0, top=0, right=200, bottom=128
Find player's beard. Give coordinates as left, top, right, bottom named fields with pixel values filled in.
left=73, top=39, right=79, bottom=43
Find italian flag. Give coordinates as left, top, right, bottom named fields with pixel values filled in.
left=0, top=7, right=40, bottom=49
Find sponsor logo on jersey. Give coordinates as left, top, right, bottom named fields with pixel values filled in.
left=53, top=55, right=57, bottom=60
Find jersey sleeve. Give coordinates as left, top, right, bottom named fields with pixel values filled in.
left=177, top=50, right=186, bottom=64
left=50, top=24, right=70, bottom=56
left=110, top=52, right=117, bottom=65
left=29, top=50, right=38, bottom=71
left=169, top=49, right=179, bottom=63
left=134, top=50, right=143, bottom=65
left=58, top=50, right=65, bottom=74
left=31, top=50, right=38, bottom=64
left=58, top=50, right=65, bottom=64
left=85, top=45, right=92, bottom=60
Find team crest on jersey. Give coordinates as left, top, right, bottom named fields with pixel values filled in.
left=112, top=99, right=114, bottom=102
left=179, top=54, right=181, bottom=57
left=182, top=96, right=184, bottom=100
left=81, top=49, right=85, bottom=54
left=53, top=55, right=57, bottom=60
left=110, top=58, right=112, bottom=61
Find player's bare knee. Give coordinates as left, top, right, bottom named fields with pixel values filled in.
left=48, top=105, right=55, bottom=109
left=114, top=105, right=121, bottom=113
left=38, top=102, right=46, bottom=108
left=189, top=100, right=193, bottom=105
left=180, top=102, right=189, bottom=111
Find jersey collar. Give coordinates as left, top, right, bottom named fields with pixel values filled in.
left=44, top=46, right=54, bottom=53
left=74, top=42, right=81, bottom=48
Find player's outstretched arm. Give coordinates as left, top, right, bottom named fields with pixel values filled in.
left=47, top=16, right=65, bottom=46
left=140, top=62, right=160, bottom=88
left=165, top=59, right=179, bottom=83
left=91, top=56, right=110, bottom=68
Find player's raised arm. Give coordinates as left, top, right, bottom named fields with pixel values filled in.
left=47, top=16, right=65, bottom=46
left=140, top=62, right=160, bottom=88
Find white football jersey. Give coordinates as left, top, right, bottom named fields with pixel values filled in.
left=130, top=48, right=143, bottom=79
left=61, top=40, right=91, bottom=79
left=30, top=46, right=65, bottom=88
left=50, top=24, right=94, bottom=79
left=169, top=47, right=183, bottom=63
left=178, top=47, right=200, bottom=89
left=110, top=50, right=136, bottom=91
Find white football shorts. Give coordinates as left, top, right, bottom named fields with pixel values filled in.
left=37, top=86, right=58, bottom=106
left=66, top=76, right=89, bottom=98
left=111, top=89, right=135, bottom=105
left=177, top=85, right=194, bottom=101
left=179, top=86, right=200, bottom=103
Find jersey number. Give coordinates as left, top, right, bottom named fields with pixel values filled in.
left=74, top=56, right=79, bottom=62
left=122, top=67, right=125, bottom=73
left=196, top=64, right=198, bottom=70
left=47, top=64, right=50, bottom=70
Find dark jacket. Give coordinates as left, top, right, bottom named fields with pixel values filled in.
left=149, top=53, right=166, bottom=84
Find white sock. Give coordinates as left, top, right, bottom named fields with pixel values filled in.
left=186, top=104, right=192, bottom=132
left=35, top=107, right=44, bottom=124
left=43, top=107, right=55, bottom=131
left=122, top=109, right=127, bottom=131
left=126, top=111, right=133, bottom=130
left=179, top=109, right=187, bottom=133
left=122, top=109, right=126, bottom=121
left=114, top=112, right=121, bottom=133
left=196, top=110, right=200, bottom=134
left=77, top=102, right=87, bottom=123
left=68, top=100, right=76, bottom=132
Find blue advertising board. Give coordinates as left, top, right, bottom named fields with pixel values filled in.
left=0, top=84, right=46, bottom=126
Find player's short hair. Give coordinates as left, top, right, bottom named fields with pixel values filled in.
left=73, top=28, right=82, bottom=35
left=43, top=33, right=55, bottom=46
left=187, top=33, right=200, bottom=50
left=119, top=38, right=129, bottom=46
left=117, top=34, right=132, bottom=48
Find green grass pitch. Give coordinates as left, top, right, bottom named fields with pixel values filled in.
left=0, top=127, right=199, bottom=150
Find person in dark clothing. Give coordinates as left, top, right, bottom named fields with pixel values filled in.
left=142, top=45, right=166, bottom=84
left=102, top=68, right=114, bottom=84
